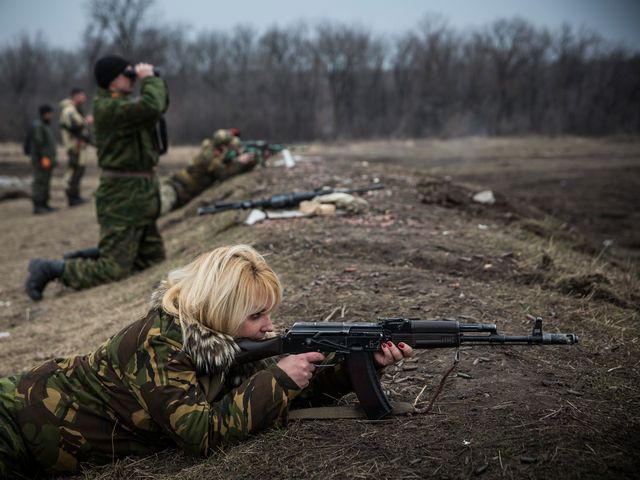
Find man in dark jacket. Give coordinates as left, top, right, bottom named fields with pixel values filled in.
left=29, top=104, right=58, bottom=214
left=25, top=55, right=169, bottom=300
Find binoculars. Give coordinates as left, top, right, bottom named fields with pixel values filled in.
left=123, top=67, right=161, bottom=80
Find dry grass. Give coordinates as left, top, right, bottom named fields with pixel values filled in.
left=0, top=137, right=639, bottom=479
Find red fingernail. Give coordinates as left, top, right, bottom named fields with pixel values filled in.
left=381, top=343, right=386, bottom=348
left=387, top=342, right=393, bottom=347
left=398, top=342, right=405, bottom=349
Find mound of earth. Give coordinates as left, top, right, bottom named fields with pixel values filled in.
left=0, top=137, right=638, bottom=479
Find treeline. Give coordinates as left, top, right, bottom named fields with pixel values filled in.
left=1, top=0, right=639, bottom=143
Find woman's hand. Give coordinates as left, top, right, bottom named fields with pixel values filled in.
left=373, top=341, right=414, bottom=367
left=277, top=352, right=326, bottom=388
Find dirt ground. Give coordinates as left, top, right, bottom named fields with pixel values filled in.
left=0, top=137, right=639, bottom=479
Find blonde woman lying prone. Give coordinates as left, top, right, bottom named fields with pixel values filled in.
left=0, top=245, right=412, bottom=476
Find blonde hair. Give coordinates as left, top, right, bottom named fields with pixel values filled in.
left=162, top=245, right=282, bottom=335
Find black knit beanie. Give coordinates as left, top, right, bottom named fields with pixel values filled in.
left=39, top=104, right=53, bottom=115
left=94, top=55, right=130, bottom=89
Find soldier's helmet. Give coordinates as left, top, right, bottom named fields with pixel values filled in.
left=212, top=129, right=233, bottom=146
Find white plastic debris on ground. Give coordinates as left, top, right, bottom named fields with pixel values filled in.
left=472, top=190, right=496, bottom=205
left=271, top=149, right=296, bottom=168
left=0, top=176, right=31, bottom=188
left=281, top=149, right=295, bottom=168
left=244, top=209, right=307, bottom=226
left=0, top=332, right=10, bottom=339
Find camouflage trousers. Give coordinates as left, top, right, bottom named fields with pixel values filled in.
left=62, top=222, right=165, bottom=290
left=64, top=149, right=86, bottom=198
left=31, top=163, right=52, bottom=206
left=0, top=376, right=33, bottom=478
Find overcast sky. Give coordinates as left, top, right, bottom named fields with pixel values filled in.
left=1, top=0, right=639, bottom=50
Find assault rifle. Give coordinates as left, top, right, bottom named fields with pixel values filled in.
left=197, top=183, right=384, bottom=215
left=61, top=124, right=94, bottom=146
left=242, top=140, right=286, bottom=157
left=235, top=316, right=578, bottom=420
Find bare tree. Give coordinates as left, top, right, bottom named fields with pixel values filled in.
left=0, top=13, right=638, bottom=142
left=84, top=0, right=156, bottom=58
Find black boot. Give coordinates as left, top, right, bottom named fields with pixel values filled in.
left=63, top=247, right=99, bottom=260
left=33, top=202, right=54, bottom=215
left=25, top=259, right=64, bottom=301
left=67, top=195, right=88, bottom=207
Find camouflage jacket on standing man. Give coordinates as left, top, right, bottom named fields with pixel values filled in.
left=59, top=98, right=91, bottom=153
left=93, top=76, right=169, bottom=226
left=0, top=289, right=353, bottom=475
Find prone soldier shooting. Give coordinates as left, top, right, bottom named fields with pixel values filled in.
left=159, top=128, right=284, bottom=215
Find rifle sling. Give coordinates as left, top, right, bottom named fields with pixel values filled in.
left=288, top=401, right=414, bottom=420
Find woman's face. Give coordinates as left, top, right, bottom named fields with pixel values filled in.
left=236, top=308, right=273, bottom=340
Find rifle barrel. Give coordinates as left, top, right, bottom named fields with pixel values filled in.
left=460, top=333, right=578, bottom=345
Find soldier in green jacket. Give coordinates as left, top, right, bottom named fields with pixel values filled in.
left=2, top=245, right=413, bottom=475
left=25, top=55, right=169, bottom=301
left=29, top=104, right=58, bottom=214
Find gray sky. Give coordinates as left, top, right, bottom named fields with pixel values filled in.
left=1, top=0, right=639, bottom=49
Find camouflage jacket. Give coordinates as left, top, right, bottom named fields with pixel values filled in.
left=165, top=129, right=258, bottom=211
left=93, top=77, right=169, bottom=226
left=59, top=98, right=91, bottom=152
left=29, top=118, right=57, bottom=167
left=2, top=293, right=353, bottom=474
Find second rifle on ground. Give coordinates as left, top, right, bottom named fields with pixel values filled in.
left=197, top=183, right=385, bottom=216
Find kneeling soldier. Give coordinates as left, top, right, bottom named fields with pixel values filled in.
left=25, top=55, right=169, bottom=301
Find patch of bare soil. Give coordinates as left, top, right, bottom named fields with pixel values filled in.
left=0, top=137, right=639, bottom=479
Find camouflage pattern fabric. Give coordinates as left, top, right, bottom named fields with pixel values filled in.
left=62, top=77, right=169, bottom=289
left=0, top=376, right=31, bottom=478
left=161, top=129, right=259, bottom=214
left=93, top=76, right=168, bottom=227
left=0, top=307, right=352, bottom=474
left=64, top=150, right=85, bottom=198
left=59, top=98, right=91, bottom=198
left=62, top=222, right=165, bottom=290
left=29, top=118, right=57, bottom=206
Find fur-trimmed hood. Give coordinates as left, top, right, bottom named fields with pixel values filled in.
left=150, top=282, right=240, bottom=376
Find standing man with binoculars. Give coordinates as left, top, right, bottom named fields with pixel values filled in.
left=25, top=55, right=170, bottom=300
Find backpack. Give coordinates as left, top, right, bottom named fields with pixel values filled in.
left=23, top=126, right=33, bottom=156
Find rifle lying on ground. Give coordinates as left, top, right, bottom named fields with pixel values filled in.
left=236, top=316, right=578, bottom=420
left=197, top=183, right=384, bottom=215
